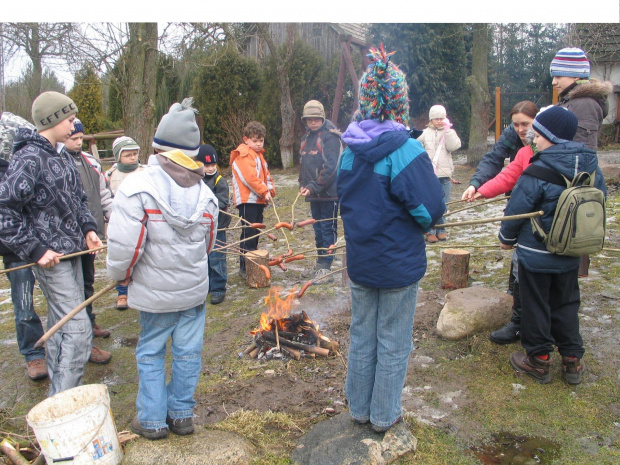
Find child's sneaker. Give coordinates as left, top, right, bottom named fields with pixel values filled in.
left=510, top=352, right=551, bottom=384
left=562, top=356, right=585, bottom=385
left=314, top=268, right=333, bottom=283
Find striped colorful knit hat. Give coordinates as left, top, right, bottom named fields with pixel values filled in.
left=354, top=45, right=409, bottom=124
left=550, top=47, right=590, bottom=78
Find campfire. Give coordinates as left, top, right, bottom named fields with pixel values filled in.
left=241, top=288, right=340, bottom=361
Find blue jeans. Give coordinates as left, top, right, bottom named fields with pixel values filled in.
left=345, top=280, right=419, bottom=427
left=34, top=258, right=92, bottom=397
left=6, top=261, right=45, bottom=361
left=116, top=284, right=128, bottom=296
left=430, top=177, right=451, bottom=234
left=310, top=201, right=339, bottom=269
left=136, top=304, right=206, bottom=430
left=209, top=230, right=227, bottom=296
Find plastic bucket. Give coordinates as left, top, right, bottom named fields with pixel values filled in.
left=26, top=384, right=122, bottom=465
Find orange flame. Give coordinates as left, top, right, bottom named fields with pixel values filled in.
left=256, top=287, right=297, bottom=332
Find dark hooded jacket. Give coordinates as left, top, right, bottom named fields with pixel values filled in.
left=202, top=171, right=231, bottom=229
left=0, top=128, right=97, bottom=263
left=557, top=79, right=612, bottom=151
left=299, top=119, right=341, bottom=201
left=469, top=124, right=525, bottom=190
left=499, top=141, right=606, bottom=273
left=337, top=120, right=445, bottom=288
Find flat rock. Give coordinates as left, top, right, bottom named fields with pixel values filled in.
left=292, top=412, right=417, bottom=465
left=436, top=287, right=512, bottom=340
left=122, top=428, right=255, bottom=465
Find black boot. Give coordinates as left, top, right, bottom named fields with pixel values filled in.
left=507, top=262, right=515, bottom=296
left=490, top=282, right=521, bottom=344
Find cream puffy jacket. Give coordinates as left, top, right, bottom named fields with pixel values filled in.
left=106, top=157, right=219, bottom=313
left=417, top=127, right=461, bottom=179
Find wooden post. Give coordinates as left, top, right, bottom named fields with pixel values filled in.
left=331, top=41, right=347, bottom=124
left=246, top=250, right=270, bottom=288
left=341, top=38, right=359, bottom=106
left=441, top=249, right=470, bottom=290
left=495, top=87, right=501, bottom=142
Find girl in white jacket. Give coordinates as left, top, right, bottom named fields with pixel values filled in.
left=417, top=105, right=461, bottom=241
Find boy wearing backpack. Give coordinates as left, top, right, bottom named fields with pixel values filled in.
left=498, top=106, right=606, bottom=385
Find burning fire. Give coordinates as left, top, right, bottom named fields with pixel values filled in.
left=256, top=287, right=297, bottom=332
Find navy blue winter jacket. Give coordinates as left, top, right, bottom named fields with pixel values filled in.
left=470, top=124, right=525, bottom=189
left=337, top=120, right=445, bottom=288
left=0, top=128, right=97, bottom=263
left=498, top=141, right=606, bottom=273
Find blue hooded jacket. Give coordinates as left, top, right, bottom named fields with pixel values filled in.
left=337, top=120, right=445, bottom=288
left=499, top=141, right=606, bottom=273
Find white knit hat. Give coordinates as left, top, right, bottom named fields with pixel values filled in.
left=429, top=105, right=446, bottom=120
left=152, top=98, right=201, bottom=157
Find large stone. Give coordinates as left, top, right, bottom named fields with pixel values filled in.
left=436, top=287, right=512, bottom=340
left=122, top=429, right=255, bottom=465
left=600, top=164, right=620, bottom=184
left=292, top=412, right=417, bottom=465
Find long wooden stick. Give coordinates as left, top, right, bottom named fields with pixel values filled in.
left=444, top=196, right=509, bottom=217
left=442, top=211, right=543, bottom=228
left=34, top=282, right=117, bottom=349
left=0, top=246, right=107, bottom=275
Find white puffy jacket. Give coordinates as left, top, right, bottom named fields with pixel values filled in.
left=106, top=157, right=219, bottom=313
left=417, top=126, right=461, bottom=179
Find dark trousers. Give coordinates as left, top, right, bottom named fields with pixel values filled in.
left=81, top=253, right=96, bottom=326
left=518, top=262, right=583, bottom=359
left=209, top=229, right=228, bottom=295
left=310, top=200, right=339, bottom=269
left=238, top=203, right=265, bottom=271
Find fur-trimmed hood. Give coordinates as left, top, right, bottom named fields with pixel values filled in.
left=562, top=79, right=613, bottom=102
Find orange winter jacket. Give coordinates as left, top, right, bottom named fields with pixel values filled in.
left=230, top=143, right=276, bottom=206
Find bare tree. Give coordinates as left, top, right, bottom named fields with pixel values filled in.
left=466, top=24, right=491, bottom=166
left=0, top=23, right=77, bottom=100
left=256, top=23, right=296, bottom=169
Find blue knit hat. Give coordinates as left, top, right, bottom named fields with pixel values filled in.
left=71, top=118, right=84, bottom=136
left=354, top=45, right=409, bottom=125
left=532, top=106, right=578, bottom=144
left=550, top=47, right=590, bottom=78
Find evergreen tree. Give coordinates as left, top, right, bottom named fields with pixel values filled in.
left=68, top=65, right=104, bottom=134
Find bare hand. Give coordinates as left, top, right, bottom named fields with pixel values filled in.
left=451, top=178, right=461, bottom=185
left=264, top=192, right=272, bottom=203
left=461, top=185, right=477, bottom=202
left=473, top=192, right=483, bottom=201
left=500, top=243, right=513, bottom=250
left=37, top=250, right=63, bottom=268
left=119, top=277, right=131, bottom=286
left=299, top=187, right=311, bottom=196
left=85, top=231, right=103, bottom=253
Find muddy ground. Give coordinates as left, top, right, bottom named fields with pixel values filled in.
left=1, top=154, right=619, bottom=464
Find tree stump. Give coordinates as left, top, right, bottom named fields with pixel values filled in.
left=441, top=249, right=470, bottom=290
left=246, top=250, right=270, bottom=288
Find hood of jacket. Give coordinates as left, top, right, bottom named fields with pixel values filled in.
left=342, top=120, right=410, bottom=164
left=564, top=79, right=613, bottom=102
left=13, top=127, right=60, bottom=155
left=532, top=141, right=599, bottom=180
left=121, top=156, right=214, bottom=238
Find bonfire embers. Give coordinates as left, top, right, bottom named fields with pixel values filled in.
left=241, top=288, right=340, bottom=361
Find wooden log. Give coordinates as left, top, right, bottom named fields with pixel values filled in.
left=441, top=249, right=470, bottom=290
left=281, top=346, right=301, bottom=361
left=0, top=439, right=29, bottom=465
left=261, top=331, right=330, bottom=357
left=246, top=250, right=270, bottom=288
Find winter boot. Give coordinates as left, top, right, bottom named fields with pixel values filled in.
left=562, top=356, right=585, bottom=385
left=490, top=282, right=521, bottom=344
left=510, top=352, right=551, bottom=384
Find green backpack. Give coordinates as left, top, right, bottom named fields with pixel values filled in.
left=524, top=164, right=606, bottom=257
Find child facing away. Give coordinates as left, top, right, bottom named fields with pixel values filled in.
left=498, top=106, right=606, bottom=385
left=230, top=121, right=276, bottom=279
left=417, top=105, right=461, bottom=242
left=107, top=136, right=145, bottom=310
left=195, top=144, right=231, bottom=304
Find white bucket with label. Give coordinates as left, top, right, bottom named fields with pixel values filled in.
left=26, top=384, right=122, bottom=465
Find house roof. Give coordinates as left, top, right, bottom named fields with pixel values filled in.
left=331, top=24, right=369, bottom=46
left=577, top=24, right=620, bottom=64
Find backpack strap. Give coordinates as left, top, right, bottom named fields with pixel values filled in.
left=522, top=164, right=568, bottom=187
left=214, top=174, right=222, bottom=186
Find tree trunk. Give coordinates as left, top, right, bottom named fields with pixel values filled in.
left=123, top=23, right=158, bottom=161
left=466, top=24, right=491, bottom=166
left=441, top=249, right=470, bottom=290
left=29, top=25, right=42, bottom=100
left=257, top=23, right=296, bottom=169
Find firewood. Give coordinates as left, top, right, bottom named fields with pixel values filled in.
left=318, top=338, right=340, bottom=353
left=0, top=439, right=29, bottom=465
left=249, top=347, right=259, bottom=359
left=441, top=248, right=470, bottom=290
left=246, top=250, right=270, bottom=288
left=242, top=341, right=257, bottom=355
left=261, top=332, right=330, bottom=357
left=281, top=346, right=301, bottom=360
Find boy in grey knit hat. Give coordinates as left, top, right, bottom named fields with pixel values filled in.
left=0, top=91, right=102, bottom=396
